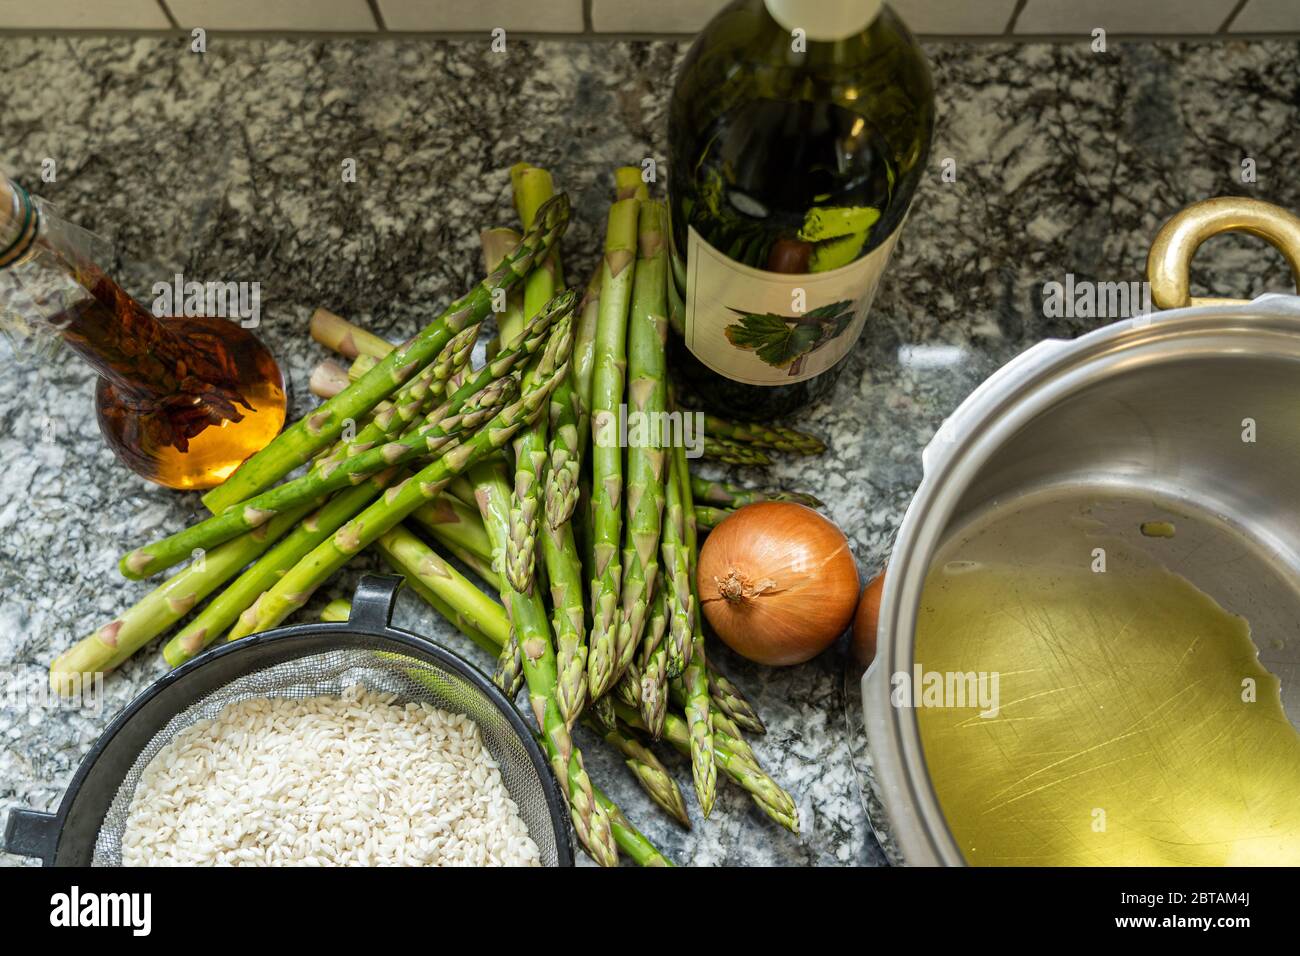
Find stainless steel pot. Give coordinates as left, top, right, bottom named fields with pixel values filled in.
left=863, top=197, right=1300, bottom=866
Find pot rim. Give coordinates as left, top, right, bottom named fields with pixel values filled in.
left=864, top=293, right=1300, bottom=866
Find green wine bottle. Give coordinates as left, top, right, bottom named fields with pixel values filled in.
left=668, top=0, right=934, bottom=418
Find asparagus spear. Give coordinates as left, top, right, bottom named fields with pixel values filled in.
left=543, top=274, right=595, bottom=528
left=493, top=630, right=525, bottom=696
left=710, top=738, right=798, bottom=833
left=544, top=391, right=583, bottom=530
left=702, top=414, right=826, bottom=455
left=694, top=504, right=733, bottom=531
left=310, top=307, right=395, bottom=360
left=569, top=270, right=602, bottom=603
left=587, top=195, right=640, bottom=700
left=49, top=506, right=311, bottom=694
left=119, top=370, right=517, bottom=579
left=592, top=787, right=675, bottom=866
left=236, top=316, right=573, bottom=637
left=707, top=665, right=767, bottom=735
left=668, top=231, right=687, bottom=296
left=373, top=525, right=511, bottom=651
left=590, top=721, right=690, bottom=828
left=319, top=598, right=351, bottom=623
left=308, top=359, right=350, bottom=399
left=615, top=668, right=641, bottom=709
left=542, top=517, right=589, bottom=727
left=689, top=475, right=824, bottom=510
left=673, top=442, right=716, bottom=816
left=202, top=192, right=570, bottom=515
left=614, top=166, right=649, bottom=202
left=507, top=165, right=582, bottom=535
left=659, top=435, right=695, bottom=679
left=408, top=495, right=494, bottom=573
left=519, top=247, right=589, bottom=724
left=616, top=702, right=797, bottom=833
left=164, top=470, right=400, bottom=664
left=471, top=459, right=619, bottom=866
left=417, top=526, right=501, bottom=588
left=638, top=588, right=670, bottom=737
left=481, top=227, right=528, bottom=345
left=616, top=200, right=670, bottom=687
left=478, top=226, right=533, bottom=602
left=570, top=268, right=602, bottom=442
left=504, top=164, right=562, bottom=593
left=703, top=436, right=773, bottom=468
left=707, top=707, right=758, bottom=766
left=344, top=353, right=379, bottom=381
left=665, top=247, right=686, bottom=337
left=443, top=474, right=480, bottom=509
left=590, top=691, right=617, bottom=730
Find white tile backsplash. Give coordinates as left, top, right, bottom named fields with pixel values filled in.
left=890, top=0, right=1018, bottom=35
left=591, top=0, right=728, bottom=33
left=378, top=0, right=584, bottom=33
left=0, top=0, right=1292, bottom=37
left=1232, top=0, right=1300, bottom=32
left=166, top=0, right=377, bottom=31
left=1016, top=0, right=1237, bottom=34
left=0, top=0, right=170, bottom=29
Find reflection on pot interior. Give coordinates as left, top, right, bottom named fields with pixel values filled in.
left=913, top=501, right=1300, bottom=866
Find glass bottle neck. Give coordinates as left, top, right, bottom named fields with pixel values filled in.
left=0, top=174, right=187, bottom=398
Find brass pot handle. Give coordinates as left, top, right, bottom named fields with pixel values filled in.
left=1146, top=197, right=1300, bottom=309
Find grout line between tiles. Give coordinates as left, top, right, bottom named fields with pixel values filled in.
left=1219, top=0, right=1252, bottom=33
left=1005, top=0, right=1029, bottom=35
left=156, top=0, right=179, bottom=30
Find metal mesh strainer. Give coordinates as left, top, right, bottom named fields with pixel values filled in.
left=3, top=575, right=573, bottom=867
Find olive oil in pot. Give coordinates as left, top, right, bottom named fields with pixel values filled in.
left=913, top=530, right=1300, bottom=866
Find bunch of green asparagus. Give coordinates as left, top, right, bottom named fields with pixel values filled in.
left=52, top=164, right=825, bottom=867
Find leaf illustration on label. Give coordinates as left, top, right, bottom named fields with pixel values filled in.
left=724, top=313, right=821, bottom=368
left=723, top=299, right=856, bottom=370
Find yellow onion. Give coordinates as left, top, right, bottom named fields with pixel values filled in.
left=698, top=502, right=859, bottom=666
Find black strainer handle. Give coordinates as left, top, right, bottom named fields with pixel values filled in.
left=347, top=574, right=406, bottom=634
left=3, top=808, right=59, bottom=864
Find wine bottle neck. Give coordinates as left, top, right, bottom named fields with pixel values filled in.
left=763, top=0, right=883, bottom=41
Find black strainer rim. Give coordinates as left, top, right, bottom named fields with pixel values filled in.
left=3, top=574, right=575, bottom=867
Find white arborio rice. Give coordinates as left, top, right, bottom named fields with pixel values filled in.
left=120, top=686, right=541, bottom=866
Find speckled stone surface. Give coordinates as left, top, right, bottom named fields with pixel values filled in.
left=2, top=35, right=1298, bottom=867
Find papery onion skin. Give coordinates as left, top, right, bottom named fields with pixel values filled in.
left=697, top=502, right=859, bottom=666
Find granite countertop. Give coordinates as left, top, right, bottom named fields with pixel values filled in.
left=2, top=35, right=1297, bottom=867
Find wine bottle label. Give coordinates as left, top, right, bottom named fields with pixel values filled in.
left=684, top=224, right=900, bottom=386
left=764, top=0, right=883, bottom=41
